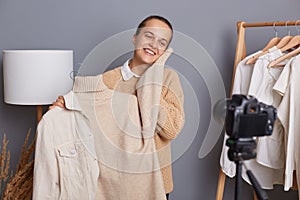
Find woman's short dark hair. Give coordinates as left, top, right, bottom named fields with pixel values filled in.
left=135, top=15, right=173, bottom=43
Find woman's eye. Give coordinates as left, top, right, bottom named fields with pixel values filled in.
left=160, top=41, right=167, bottom=47
left=145, top=33, right=154, bottom=40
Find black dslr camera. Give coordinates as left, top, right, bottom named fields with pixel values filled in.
left=225, top=95, right=277, bottom=162
left=224, top=95, right=277, bottom=200
left=225, top=94, right=277, bottom=139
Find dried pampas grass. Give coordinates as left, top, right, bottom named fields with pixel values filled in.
left=0, top=134, right=10, bottom=198
left=1, top=129, right=35, bottom=200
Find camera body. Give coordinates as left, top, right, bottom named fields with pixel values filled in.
left=225, top=95, right=277, bottom=139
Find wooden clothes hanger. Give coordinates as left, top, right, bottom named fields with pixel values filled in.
left=247, top=21, right=294, bottom=65
left=246, top=23, right=280, bottom=65
left=268, top=36, right=300, bottom=67
left=268, top=21, right=300, bottom=67
left=262, top=39, right=281, bottom=51
left=245, top=37, right=280, bottom=65
left=274, top=21, right=294, bottom=49
left=245, top=39, right=279, bottom=65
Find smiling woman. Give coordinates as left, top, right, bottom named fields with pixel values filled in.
left=102, top=16, right=184, bottom=200
left=48, top=15, right=185, bottom=200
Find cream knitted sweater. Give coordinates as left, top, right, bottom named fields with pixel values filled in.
left=103, top=50, right=185, bottom=194
left=73, top=75, right=167, bottom=200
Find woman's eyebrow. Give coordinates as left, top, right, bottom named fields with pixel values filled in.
left=144, top=30, right=169, bottom=42
left=144, top=31, right=154, bottom=35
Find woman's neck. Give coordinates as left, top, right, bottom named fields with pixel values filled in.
left=129, top=59, right=151, bottom=76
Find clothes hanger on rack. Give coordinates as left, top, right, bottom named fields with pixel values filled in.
left=261, top=22, right=282, bottom=51
left=268, top=20, right=300, bottom=68
left=246, top=22, right=281, bottom=65
left=274, top=21, right=293, bottom=49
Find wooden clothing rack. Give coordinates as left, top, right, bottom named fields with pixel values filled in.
left=216, top=20, right=300, bottom=200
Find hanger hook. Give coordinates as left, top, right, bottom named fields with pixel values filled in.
left=273, top=22, right=278, bottom=37
left=295, top=20, right=300, bottom=35
left=285, top=21, right=291, bottom=36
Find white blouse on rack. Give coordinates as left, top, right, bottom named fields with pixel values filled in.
left=273, top=54, right=300, bottom=191
left=220, top=50, right=261, bottom=178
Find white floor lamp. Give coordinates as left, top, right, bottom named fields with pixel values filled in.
left=3, top=50, right=74, bottom=122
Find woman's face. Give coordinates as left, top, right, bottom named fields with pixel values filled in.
left=132, top=19, right=172, bottom=67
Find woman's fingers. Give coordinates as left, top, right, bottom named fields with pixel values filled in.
left=48, top=96, right=66, bottom=110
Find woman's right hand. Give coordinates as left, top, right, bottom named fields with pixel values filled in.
left=48, top=96, right=66, bottom=110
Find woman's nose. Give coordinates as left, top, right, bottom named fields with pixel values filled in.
left=149, top=39, right=158, bottom=49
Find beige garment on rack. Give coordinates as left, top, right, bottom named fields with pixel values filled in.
left=220, top=51, right=260, bottom=177
left=243, top=49, right=286, bottom=189
left=248, top=48, right=285, bottom=170
left=273, top=55, right=300, bottom=195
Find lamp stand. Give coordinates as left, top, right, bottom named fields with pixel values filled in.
left=37, top=105, right=43, bottom=123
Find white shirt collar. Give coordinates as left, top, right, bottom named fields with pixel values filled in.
left=120, top=59, right=140, bottom=81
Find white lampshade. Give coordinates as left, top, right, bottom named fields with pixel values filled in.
left=3, top=50, right=74, bottom=105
